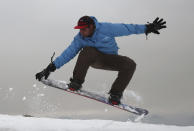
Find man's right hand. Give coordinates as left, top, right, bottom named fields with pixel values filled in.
left=35, top=62, right=56, bottom=81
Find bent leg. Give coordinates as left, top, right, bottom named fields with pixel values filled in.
left=91, top=53, right=137, bottom=95
left=72, top=46, right=101, bottom=84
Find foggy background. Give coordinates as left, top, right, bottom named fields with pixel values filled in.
left=0, top=0, right=193, bottom=126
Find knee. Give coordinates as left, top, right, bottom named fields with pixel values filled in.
left=121, top=57, right=136, bottom=71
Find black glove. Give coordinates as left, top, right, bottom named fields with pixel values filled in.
left=145, top=17, right=167, bottom=36
left=35, top=52, right=56, bottom=81
left=35, top=62, right=56, bottom=81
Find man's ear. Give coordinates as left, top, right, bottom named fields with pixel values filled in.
left=89, top=24, right=95, bottom=29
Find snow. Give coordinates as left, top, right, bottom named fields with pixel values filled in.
left=9, top=88, right=13, bottom=92
left=37, top=93, right=45, bottom=97
left=32, top=84, right=37, bottom=88
left=104, top=108, right=108, bottom=112
left=22, top=96, right=26, bottom=101
left=123, top=90, right=142, bottom=104
left=0, top=114, right=193, bottom=131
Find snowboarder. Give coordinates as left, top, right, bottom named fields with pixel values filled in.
left=35, top=16, right=166, bottom=105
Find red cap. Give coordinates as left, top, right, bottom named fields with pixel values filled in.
left=74, top=16, right=94, bottom=29
left=74, top=23, right=88, bottom=29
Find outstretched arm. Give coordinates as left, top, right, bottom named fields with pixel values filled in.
left=100, top=22, right=146, bottom=37
left=53, top=37, right=83, bottom=69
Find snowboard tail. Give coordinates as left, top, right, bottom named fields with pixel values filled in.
left=40, top=78, right=149, bottom=116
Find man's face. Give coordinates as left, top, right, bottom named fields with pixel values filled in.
left=80, top=24, right=94, bottom=37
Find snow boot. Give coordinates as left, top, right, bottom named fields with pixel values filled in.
left=67, top=77, right=83, bottom=91
left=108, top=92, right=123, bottom=105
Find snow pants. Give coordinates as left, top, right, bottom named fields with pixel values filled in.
left=72, top=46, right=136, bottom=95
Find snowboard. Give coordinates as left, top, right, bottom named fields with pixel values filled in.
left=39, top=78, right=149, bottom=117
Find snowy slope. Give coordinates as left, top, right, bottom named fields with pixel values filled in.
left=0, top=114, right=193, bottom=131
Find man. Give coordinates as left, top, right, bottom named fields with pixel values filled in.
left=35, top=16, right=166, bottom=105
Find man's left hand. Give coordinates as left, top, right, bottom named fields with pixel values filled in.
left=145, top=17, right=167, bottom=36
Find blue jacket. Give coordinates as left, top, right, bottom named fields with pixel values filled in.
left=53, top=16, right=146, bottom=69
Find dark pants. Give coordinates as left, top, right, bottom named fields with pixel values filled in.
left=72, top=46, right=136, bottom=95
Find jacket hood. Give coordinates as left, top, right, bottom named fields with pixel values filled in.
left=89, top=16, right=100, bottom=30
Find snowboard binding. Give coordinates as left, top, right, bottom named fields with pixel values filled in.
left=108, top=92, right=123, bottom=105
left=67, top=77, right=83, bottom=91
